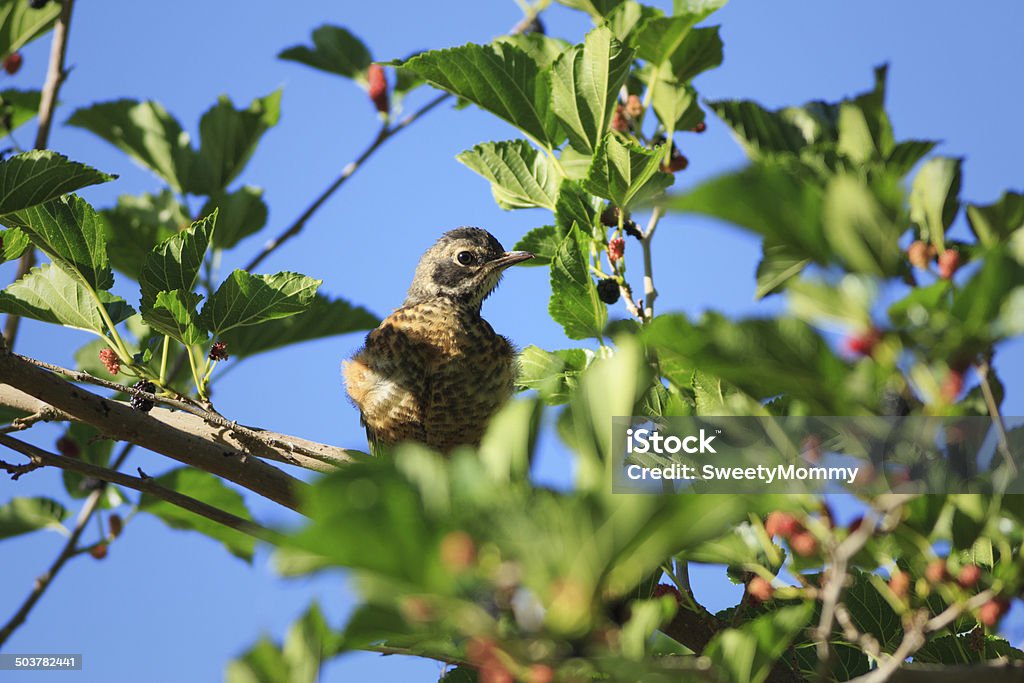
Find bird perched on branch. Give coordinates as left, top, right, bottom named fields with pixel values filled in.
left=343, top=228, right=533, bottom=455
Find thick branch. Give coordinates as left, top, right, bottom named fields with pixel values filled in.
left=4, top=0, right=77, bottom=348
left=0, top=434, right=277, bottom=543
left=0, top=353, right=306, bottom=511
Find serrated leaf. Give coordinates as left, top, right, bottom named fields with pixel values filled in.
left=139, top=212, right=215, bottom=310
left=225, top=637, right=288, bottom=683
left=841, top=569, right=903, bottom=651
left=221, top=294, right=377, bottom=358
left=399, top=41, right=562, bottom=147
left=456, top=140, right=560, bottom=210
left=550, top=25, right=633, bottom=154
left=10, top=194, right=112, bottom=290
left=636, top=13, right=704, bottom=66
left=755, top=240, right=809, bottom=299
left=0, top=497, right=68, bottom=540
left=58, top=422, right=117, bottom=502
left=188, top=91, right=281, bottom=195
left=649, top=73, right=703, bottom=134
left=666, top=26, right=722, bottom=82
left=910, top=156, right=962, bottom=251
left=0, top=0, right=60, bottom=58
left=708, top=99, right=815, bottom=160
left=1, top=226, right=28, bottom=262
left=0, top=263, right=133, bottom=336
left=556, top=0, right=625, bottom=17
left=0, top=151, right=115, bottom=216
left=139, top=467, right=256, bottom=562
left=604, top=2, right=664, bottom=46
left=493, top=33, right=570, bottom=69
left=583, top=134, right=672, bottom=208
left=517, top=345, right=592, bottom=404
left=281, top=603, right=335, bottom=683
left=554, top=180, right=600, bottom=235
left=200, top=186, right=268, bottom=250
left=0, top=88, right=41, bottom=132
left=886, top=139, right=938, bottom=177
left=513, top=225, right=560, bottom=266
left=914, top=633, right=1024, bottom=665
left=278, top=25, right=373, bottom=84
left=549, top=224, right=607, bottom=340
left=101, top=190, right=190, bottom=280
left=823, top=174, right=904, bottom=276
left=201, top=270, right=321, bottom=336
left=705, top=604, right=813, bottom=683
left=144, top=289, right=208, bottom=346
left=67, top=99, right=194, bottom=193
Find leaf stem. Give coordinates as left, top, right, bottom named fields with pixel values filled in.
left=159, top=336, right=170, bottom=384
left=185, top=344, right=205, bottom=398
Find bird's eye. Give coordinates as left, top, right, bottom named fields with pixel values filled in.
left=456, top=251, right=474, bottom=266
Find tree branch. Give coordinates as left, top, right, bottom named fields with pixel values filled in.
left=641, top=206, right=662, bottom=320
left=0, top=352, right=307, bottom=510
left=4, top=0, right=77, bottom=349
left=0, top=434, right=277, bottom=543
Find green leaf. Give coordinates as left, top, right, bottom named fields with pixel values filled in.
left=513, top=225, right=561, bottom=266
left=841, top=569, right=903, bottom=651
left=456, top=140, right=560, bottom=210
left=910, top=156, right=962, bottom=250
left=493, top=33, right=570, bottom=69
left=0, top=263, right=133, bottom=336
left=550, top=25, right=633, bottom=154
left=666, top=26, right=723, bottom=82
left=67, top=100, right=194, bottom=193
left=188, top=91, right=281, bottom=195
left=554, top=180, right=600, bottom=236
left=144, top=289, right=208, bottom=346
left=649, top=74, right=703, bottom=134
left=59, top=422, right=116, bottom=500
left=282, top=603, right=336, bottom=683
left=139, top=467, right=256, bottom=561
left=951, top=248, right=1024, bottom=338
left=666, top=166, right=829, bottom=262
left=636, top=10, right=717, bottom=66
left=914, top=633, right=1024, bottom=665
left=708, top=99, right=819, bottom=160
left=1, top=226, right=28, bottom=262
left=549, top=224, right=607, bottom=340
left=967, top=191, right=1024, bottom=248
left=604, top=2, right=664, bottom=46
left=278, top=25, right=373, bottom=84
left=200, top=186, right=268, bottom=250
left=517, top=345, right=592, bottom=404
left=0, top=88, right=41, bottom=132
left=673, top=0, right=729, bottom=18
left=139, top=212, right=215, bottom=310
left=823, top=174, right=903, bottom=276
left=583, top=134, right=672, bottom=208
left=0, top=497, right=67, bottom=540
left=705, top=604, right=813, bottom=683
left=11, top=194, right=112, bottom=290
left=555, top=0, right=625, bottom=17
left=0, top=0, right=60, bottom=58
left=201, top=270, right=321, bottom=336
left=886, top=139, right=938, bottom=177
left=225, top=636, right=288, bottom=683
left=100, top=190, right=190, bottom=280
left=0, top=151, right=115, bottom=216
left=398, top=41, right=561, bottom=147
left=755, top=240, right=810, bottom=299
left=221, top=294, right=378, bottom=358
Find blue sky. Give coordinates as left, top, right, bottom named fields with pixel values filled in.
left=2, top=1, right=1022, bottom=681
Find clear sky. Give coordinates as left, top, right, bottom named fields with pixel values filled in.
left=2, top=1, right=1022, bottom=681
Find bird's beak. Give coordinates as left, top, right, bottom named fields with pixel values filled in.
left=489, top=250, right=534, bottom=269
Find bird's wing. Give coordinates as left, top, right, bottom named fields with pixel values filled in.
left=343, top=306, right=435, bottom=453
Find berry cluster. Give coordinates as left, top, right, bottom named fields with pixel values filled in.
left=130, top=380, right=156, bottom=413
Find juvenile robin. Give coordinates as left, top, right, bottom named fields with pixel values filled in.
left=343, top=228, right=533, bottom=454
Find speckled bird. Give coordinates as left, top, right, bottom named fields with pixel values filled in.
left=343, top=228, right=533, bottom=454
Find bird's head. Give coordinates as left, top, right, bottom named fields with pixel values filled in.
left=405, top=227, right=533, bottom=309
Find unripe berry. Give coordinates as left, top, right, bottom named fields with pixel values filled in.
left=925, top=559, right=949, bottom=584
left=624, top=94, right=643, bottom=119
left=608, top=238, right=625, bottom=264
left=367, top=64, right=389, bottom=113
left=938, top=249, right=961, bottom=280
left=889, top=570, right=910, bottom=598
left=844, top=327, right=882, bottom=357
left=439, top=530, right=476, bottom=573
left=907, top=240, right=931, bottom=269
left=660, top=148, right=688, bottom=173
left=765, top=511, right=801, bottom=539
left=528, top=664, right=555, bottom=683
left=790, top=531, right=818, bottom=557
left=3, top=52, right=22, bottom=75
left=941, top=369, right=965, bottom=403
left=89, top=544, right=108, bottom=560
left=978, top=598, right=1009, bottom=627
left=692, top=121, right=707, bottom=133
left=748, top=576, right=774, bottom=603
left=611, top=104, right=629, bottom=133
left=108, top=514, right=123, bottom=539
left=652, top=583, right=682, bottom=604
left=55, top=435, right=80, bottom=459
left=98, top=348, right=121, bottom=375
left=958, top=564, right=982, bottom=589
left=596, top=278, right=620, bottom=305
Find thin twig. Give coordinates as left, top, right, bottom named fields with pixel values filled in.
left=975, top=360, right=1018, bottom=475
left=4, top=0, right=76, bottom=349
left=244, top=92, right=450, bottom=272
left=0, top=434, right=276, bottom=543
left=0, top=438, right=129, bottom=649
left=641, top=206, right=663, bottom=320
